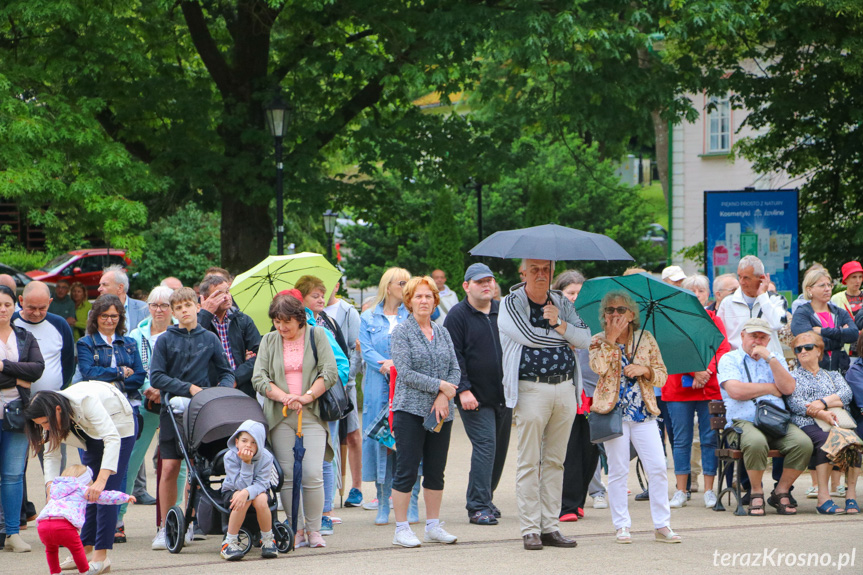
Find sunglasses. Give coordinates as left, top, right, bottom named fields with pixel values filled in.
left=604, top=306, right=630, bottom=315
left=794, top=343, right=816, bottom=354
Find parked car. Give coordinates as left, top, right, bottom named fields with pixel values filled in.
left=26, top=249, right=131, bottom=298
left=0, top=263, right=33, bottom=296
left=640, top=223, right=668, bottom=272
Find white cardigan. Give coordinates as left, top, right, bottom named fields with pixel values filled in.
left=43, top=381, right=135, bottom=483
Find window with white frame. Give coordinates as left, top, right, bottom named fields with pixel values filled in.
left=706, top=95, right=731, bottom=153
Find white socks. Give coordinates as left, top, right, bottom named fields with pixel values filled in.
left=425, top=519, right=439, bottom=531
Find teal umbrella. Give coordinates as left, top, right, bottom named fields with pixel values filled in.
left=574, top=273, right=724, bottom=374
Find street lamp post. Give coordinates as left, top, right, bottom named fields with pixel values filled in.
left=265, top=92, right=292, bottom=255
left=323, top=209, right=338, bottom=262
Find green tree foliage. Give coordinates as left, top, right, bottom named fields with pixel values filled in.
left=426, top=189, right=465, bottom=297
left=342, top=134, right=662, bottom=292
left=134, top=203, right=220, bottom=290
left=686, top=0, right=863, bottom=278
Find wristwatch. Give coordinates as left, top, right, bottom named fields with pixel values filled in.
left=768, top=352, right=778, bottom=362
left=305, top=389, right=316, bottom=400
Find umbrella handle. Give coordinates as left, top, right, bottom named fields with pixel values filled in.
left=282, top=404, right=304, bottom=437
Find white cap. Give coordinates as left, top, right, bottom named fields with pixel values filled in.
left=661, top=265, right=686, bottom=282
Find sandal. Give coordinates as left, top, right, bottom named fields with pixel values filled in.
left=654, top=527, right=682, bottom=543
left=845, top=499, right=859, bottom=515
left=747, top=493, right=765, bottom=516
left=816, top=500, right=844, bottom=515
left=767, top=490, right=797, bottom=515
left=615, top=527, right=631, bottom=544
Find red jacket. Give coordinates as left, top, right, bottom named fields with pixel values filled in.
left=661, top=310, right=730, bottom=402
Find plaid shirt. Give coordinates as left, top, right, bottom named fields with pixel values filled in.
left=212, top=313, right=237, bottom=370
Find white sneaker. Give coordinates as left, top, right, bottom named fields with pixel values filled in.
left=185, top=524, right=195, bottom=544
left=393, top=527, right=421, bottom=548
left=362, top=498, right=379, bottom=510
left=151, top=528, right=167, bottom=550
left=592, top=495, right=608, bottom=509
left=424, top=523, right=457, bottom=544
left=669, top=490, right=688, bottom=508
left=806, top=486, right=818, bottom=499
left=703, top=490, right=717, bottom=508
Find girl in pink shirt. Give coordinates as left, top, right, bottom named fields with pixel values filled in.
left=37, top=465, right=135, bottom=574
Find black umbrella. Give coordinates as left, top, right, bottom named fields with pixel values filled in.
left=469, top=223, right=634, bottom=262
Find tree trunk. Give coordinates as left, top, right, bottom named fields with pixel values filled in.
left=220, top=194, right=273, bottom=273
left=651, top=109, right=669, bottom=204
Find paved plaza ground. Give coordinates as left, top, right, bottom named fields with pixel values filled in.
left=4, top=415, right=860, bottom=575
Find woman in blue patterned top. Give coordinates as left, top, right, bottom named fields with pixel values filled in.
left=589, top=291, right=677, bottom=544
left=787, top=331, right=859, bottom=515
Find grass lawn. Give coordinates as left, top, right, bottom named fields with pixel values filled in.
left=638, top=182, right=668, bottom=230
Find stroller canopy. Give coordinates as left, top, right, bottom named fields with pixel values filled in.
left=183, top=387, right=268, bottom=451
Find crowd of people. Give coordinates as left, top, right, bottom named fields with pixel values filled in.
left=0, top=254, right=862, bottom=573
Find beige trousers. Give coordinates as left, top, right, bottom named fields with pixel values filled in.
left=269, top=409, right=328, bottom=533
left=513, top=379, right=577, bottom=536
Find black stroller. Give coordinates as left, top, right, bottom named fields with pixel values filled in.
left=162, top=387, right=293, bottom=555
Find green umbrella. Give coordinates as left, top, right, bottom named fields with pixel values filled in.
left=230, top=253, right=342, bottom=333
left=574, top=272, right=724, bottom=374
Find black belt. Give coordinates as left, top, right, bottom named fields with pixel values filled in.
left=523, top=374, right=571, bottom=384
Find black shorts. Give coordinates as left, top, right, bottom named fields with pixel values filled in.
left=158, top=409, right=182, bottom=461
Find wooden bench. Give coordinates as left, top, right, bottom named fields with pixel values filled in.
left=709, top=400, right=782, bottom=515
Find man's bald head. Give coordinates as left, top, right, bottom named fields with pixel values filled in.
left=20, top=281, right=52, bottom=323
left=0, top=274, right=15, bottom=292
left=160, top=277, right=183, bottom=290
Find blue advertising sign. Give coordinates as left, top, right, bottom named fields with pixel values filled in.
left=704, top=189, right=799, bottom=299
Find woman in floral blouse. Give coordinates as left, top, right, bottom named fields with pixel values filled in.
left=589, top=291, right=677, bottom=544
left=787, top=331, right=859, bottom=515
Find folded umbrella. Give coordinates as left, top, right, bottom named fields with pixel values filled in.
left=821, top=426, right=863, bottom=472
left=282, top=405, right=306, bottom=536
left=469, top=223, right=634, bottom=262
left=231, top=253, right=342, bottom=333
left=575, top=272, right=724, bottom=374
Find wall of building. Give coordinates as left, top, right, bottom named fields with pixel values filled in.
left=670, top=93, right=798, bottom=273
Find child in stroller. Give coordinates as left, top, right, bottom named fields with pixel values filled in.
left=160, top=387, right=292, bottom=556
left=220, top=420, right=277, bottom=561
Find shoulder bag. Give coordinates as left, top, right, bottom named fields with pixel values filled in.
left=589, top=340, right=630, bottom=444
left=744, top=360, right=791, bottom=438
left=308, top=326, right=354, bottom=421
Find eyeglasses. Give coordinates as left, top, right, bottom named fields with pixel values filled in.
left=149, top=303, right=171, bottom=310
left=99, top=314, right=120, bottom=322
left=391, top=280, right=408, bottom=287
left=794, top=343, right=816, bottom=354
left=604, top=306, right=630, bottom=315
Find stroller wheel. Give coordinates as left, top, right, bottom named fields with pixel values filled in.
left=165, top=506, right=186, bottom=554
left=237, top=528, right=253, bottom=556
left=274, top=521, right=294, bottom=553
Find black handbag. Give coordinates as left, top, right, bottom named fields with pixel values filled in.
left=744, top=361, right=791, bottom=437
left=308, top=326, right=354, bottom=422
left=753, top=400, right=791, bottom=438
left=2, top=398, right=27, bottom=432
left=589, top=405, right=623, bottom=443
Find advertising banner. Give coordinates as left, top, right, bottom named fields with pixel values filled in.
left=704, top=189, right=799, bottom=300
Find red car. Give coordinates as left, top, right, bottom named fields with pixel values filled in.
left=27, top=249, right=132, bottom=298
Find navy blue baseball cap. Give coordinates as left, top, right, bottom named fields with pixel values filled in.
left=464, top=263, right=495, bottom=283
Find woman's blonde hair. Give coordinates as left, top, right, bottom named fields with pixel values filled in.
left=791, top=330, right=824, bottom=361
left=402, top=276, right=440, bottom=312
left=373, top=267, right=411, bottom=307
left=802, top=268, right=832, bottom=298
left=61, top=464, right=90, bottom=478
left=599, top=290, right=641, bottom=331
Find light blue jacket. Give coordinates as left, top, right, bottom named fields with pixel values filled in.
left=359, top=302, right=409, bottom=483
left=306, top=309, right=349, bottom=386
left=128, top=316, right=178, bottom=390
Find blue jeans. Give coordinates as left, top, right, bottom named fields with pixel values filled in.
left=666, top=400, right=717, bottom=477
left=322, top=420, right=339, bottom=514
left=0, top=428, right=29, bottom=535
left=80, top=432, right=135, bottom=550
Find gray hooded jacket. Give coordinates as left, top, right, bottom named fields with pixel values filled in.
left=222, top=420, right=274, bottom=501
